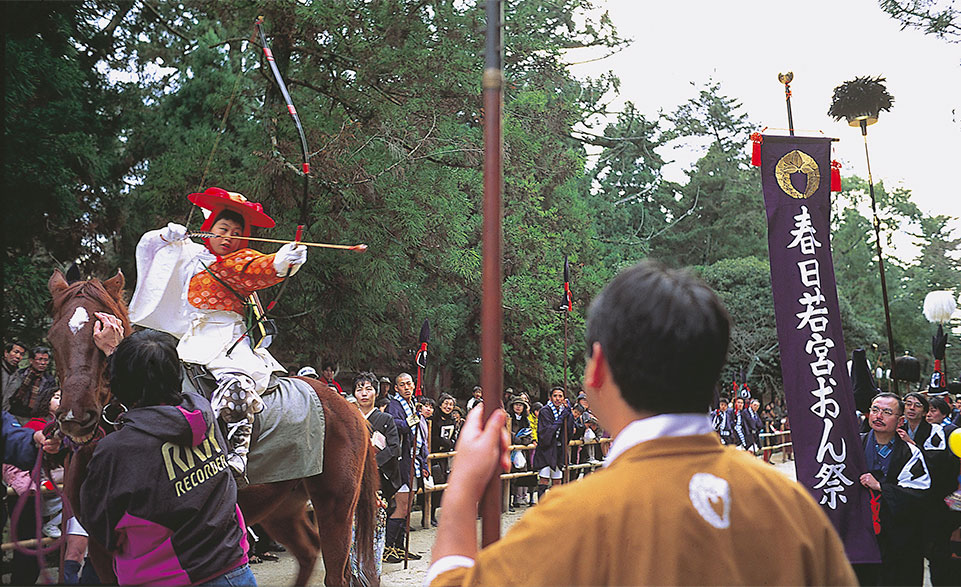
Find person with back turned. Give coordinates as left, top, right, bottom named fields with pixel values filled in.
left=427, top=260, right=857, bottom=586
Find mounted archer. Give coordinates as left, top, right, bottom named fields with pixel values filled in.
left=127, top=187, right=307, bottom=479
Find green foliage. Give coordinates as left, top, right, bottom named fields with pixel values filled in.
left=695, top=257, right=781, bottom=402
left=5, top=1, right=958, bottom=403
left=650, top=81, right=767, bottom=266
left=879, top=0, right=961, bottom=42
left=3, top=1, right=131, bottom=343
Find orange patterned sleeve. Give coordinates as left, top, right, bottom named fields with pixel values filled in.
left=212, top=249, right=285, bottom=297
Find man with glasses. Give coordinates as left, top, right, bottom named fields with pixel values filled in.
left=858, top=392, right=932, bottom=586
left=900, top=391, right=932, bottom=447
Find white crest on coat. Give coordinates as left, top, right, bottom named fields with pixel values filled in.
left=689, top=472, right=731, bottom=529
left=68, top=307, right=89, bottom=334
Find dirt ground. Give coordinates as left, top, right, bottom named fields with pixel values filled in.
left=247, top=506, right=530, bottom=586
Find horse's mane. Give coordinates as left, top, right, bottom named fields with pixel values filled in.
left=52, top=279, right=129, bottom=322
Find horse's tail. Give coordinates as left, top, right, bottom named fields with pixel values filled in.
left=354, top=441, right=380, bottom=586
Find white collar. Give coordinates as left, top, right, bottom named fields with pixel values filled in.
left=603, top=413, right=713, bottom=467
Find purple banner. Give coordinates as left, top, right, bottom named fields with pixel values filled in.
left=760, top=135, right=880, bottom=564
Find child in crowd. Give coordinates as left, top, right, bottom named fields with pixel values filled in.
left=4, top=388, right=91, bottom=584
left=127, top=187, right=307, bottom=478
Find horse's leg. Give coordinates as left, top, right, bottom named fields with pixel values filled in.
left=258, top=497, right=322, bottom=586
left=307, top=473, right=358, bottom=587
left=304, top=387, right=380, bottom=587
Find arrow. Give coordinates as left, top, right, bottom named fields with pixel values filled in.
left=187, top=231, right=367, bottom=252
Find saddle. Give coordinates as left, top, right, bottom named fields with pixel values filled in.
left=182, top=363, right=325, bottom=485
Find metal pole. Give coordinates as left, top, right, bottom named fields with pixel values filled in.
left=563, top=311, right=569, bottom=394
left=403, top=415, right=419, bottom=568
left=861, top=119, right=898, bottom=394
left=778, top=72, right=795, bottom=136
left=480, top=0, right=504, bottom=548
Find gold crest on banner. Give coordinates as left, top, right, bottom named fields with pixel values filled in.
left=775, top=149, right=820, bottom=199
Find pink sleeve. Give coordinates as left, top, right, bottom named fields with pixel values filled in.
left=2, top=463, right=38, bottom=495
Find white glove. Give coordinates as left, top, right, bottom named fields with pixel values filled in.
left=162, top=222, right=188, bottom=242
left=273, top=243, right=307, bottom=276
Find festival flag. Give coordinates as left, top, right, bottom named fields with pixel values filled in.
left=414, top=318, right=429, bottom=397
left=758, top=134, right=881, bottom=564
left=563, top=256, right=573, bottom=312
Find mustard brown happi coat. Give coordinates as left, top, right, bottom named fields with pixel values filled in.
left=432, top=434, right=857, bottom=586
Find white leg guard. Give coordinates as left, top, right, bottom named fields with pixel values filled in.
left=212, top=373, right=263, bottom=480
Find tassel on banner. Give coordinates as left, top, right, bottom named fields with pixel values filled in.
left=831, top=160, right=842, bottom=191
left=751, top=132, right=762, bottom=166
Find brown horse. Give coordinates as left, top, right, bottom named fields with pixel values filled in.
left=47, top=269, right=379, bottom=586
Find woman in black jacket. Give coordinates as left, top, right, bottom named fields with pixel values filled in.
left=429, top=393, right=458, bottom=526
left=352, top=372, right=401, bottom=566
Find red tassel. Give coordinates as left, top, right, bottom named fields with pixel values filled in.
left=831, top=160, right=842, bottom=191
left=750, top=132, right=762, bottom=166
left=870, top=490, right=881, bottom=534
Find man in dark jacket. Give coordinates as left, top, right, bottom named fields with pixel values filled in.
left=384, top=372, right=424, bottom=561
left=921, top=396, right=961, bottom=585
left=1, top=341, right=26, bottom=410
left=900, top=391, right=932, bottom=446
left=8, top=346, right=57, bottom=421
left=711, top=396, right=735, bottom=445
left=532, top=386, right=575, bottom=500
left=747, top=398, right=764, bottom=451
left=858, top=392, right=932, bottom=586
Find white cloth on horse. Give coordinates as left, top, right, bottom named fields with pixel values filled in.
left=128, top=227, right=285, bottom=394
left=178, top=311, right=283, bottom=394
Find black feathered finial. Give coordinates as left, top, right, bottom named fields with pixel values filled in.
left=932, top=323, right=947, bottom=361
left=828, top=76, right=894, bottom=127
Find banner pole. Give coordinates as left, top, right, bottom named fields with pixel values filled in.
left=779, top=72, right=795, bottom=136
left=861, top=120, right=898, bottom=394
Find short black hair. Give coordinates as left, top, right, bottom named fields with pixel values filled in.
left=109, top=330, right=183, bottom=408
left=928, top=396, right=951, bottom=417
left=31, top=346, right=51, bottom=358
left=903, top=391, right=929, bottom=413
left=375, top=396, right=390, bottom=409
left=322, top=360, right=337, bottom=372
left=585, top=260, right=730, bottom=415
left=212, top=208, right=245, bottom=229
left=353, top=371, right=376, bottom=393
left=5, top=341, right=26, bottom=353
left=872, top=392, right=904, bottom=415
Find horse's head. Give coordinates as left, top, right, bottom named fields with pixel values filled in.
left=48, top=269, right=130, bottom=443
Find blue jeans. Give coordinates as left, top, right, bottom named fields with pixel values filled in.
left=199, top=563, right=257, bottom=586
